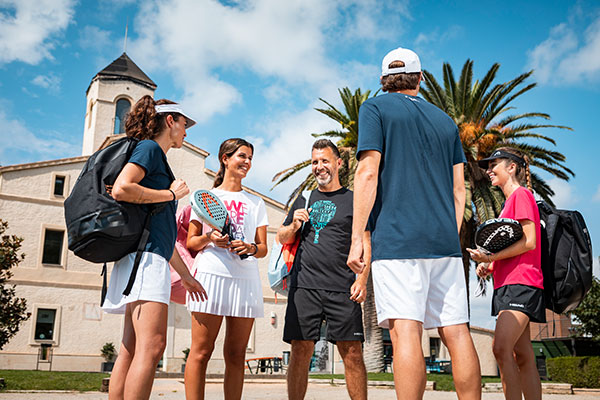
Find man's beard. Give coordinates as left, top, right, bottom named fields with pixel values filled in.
left=315, top=170, right=332, bottom=186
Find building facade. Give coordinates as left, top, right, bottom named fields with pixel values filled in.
left=0, top=52, right=498, bottom=376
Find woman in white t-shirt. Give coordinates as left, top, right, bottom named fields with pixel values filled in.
left=185, top=138, right=269, bottom=400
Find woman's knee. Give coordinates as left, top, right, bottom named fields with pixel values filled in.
left=137, top=334, right=167, bottom=362
left=223, top=343, right=247, bottom=364
left=190, top=344, right=215, bottom=366
left=492, top=340, right=514, bottom=364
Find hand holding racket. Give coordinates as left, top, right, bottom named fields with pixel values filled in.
left=190, top=189, right=248, bottom=260
left=468, top=218, right=522, bottom=296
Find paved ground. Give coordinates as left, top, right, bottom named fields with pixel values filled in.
left=0, top=379, right=598, bottom=399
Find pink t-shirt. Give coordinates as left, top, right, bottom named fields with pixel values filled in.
left=492, top=186, right=543, bottom=290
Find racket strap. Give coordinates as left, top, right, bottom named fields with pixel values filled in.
left=123, top=210, right=153, bottom=297
left=100, top=263, right=108, bottom=306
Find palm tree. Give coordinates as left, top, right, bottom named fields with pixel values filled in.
left=272, top=87, right=385, bottom=372
left=272, top=87, right=376, bottom=204
left=419, top=60, right=574, bottom=297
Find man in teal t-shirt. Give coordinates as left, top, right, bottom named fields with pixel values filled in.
left=347, top=47, right=482, bottom=400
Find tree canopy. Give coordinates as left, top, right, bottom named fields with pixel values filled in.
left=0, top=219, right=29, bottom=350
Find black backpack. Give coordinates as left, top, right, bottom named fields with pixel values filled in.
left=64, top=137, right=170, bottom=304
left=537, top=201, right=593, bottom=314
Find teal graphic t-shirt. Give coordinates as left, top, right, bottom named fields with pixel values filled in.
left=283, top=187, right=355, bottom=292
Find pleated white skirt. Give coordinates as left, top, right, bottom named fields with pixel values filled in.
left=102, top=252, right=171, bottom=314
left=187, top=272, right=264, bottom=318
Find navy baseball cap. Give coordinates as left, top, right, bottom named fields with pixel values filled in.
left=478, top=149, right=526, bottom=169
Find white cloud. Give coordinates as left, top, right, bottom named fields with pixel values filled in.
left=548, top=178, right=577, bottom=209
left=128, top=0, right=404, bottom=123
left=0, top=0, right=76, bottom=65
left=0, top=105, right=79, bottom=165
left=78, top=26, right=113, bottom=52
left=244, top=105, right=341, bottom=203
left=527, top=15, right=600, bottom=85
left=593, top=185, right=600, bottom=202
left=594, top=256, right=600, bottom=279
left=31, top=73, right=61, bottom=94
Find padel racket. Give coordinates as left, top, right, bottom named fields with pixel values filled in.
left=474, top=218, right=522, bottom=297
left=190, top=189, right=248, bottom=260
left=475, top=218, right=523, bottom=254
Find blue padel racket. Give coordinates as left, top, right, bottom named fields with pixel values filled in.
left=190, top=189, right=248, bottom=260
left=475, top=218, right=523, bottom=254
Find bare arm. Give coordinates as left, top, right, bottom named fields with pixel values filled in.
left=170, top=247, right=207, bottom=302
left=230, top=225, right=268, bottom=258
left=453, top=163, right=466, bottom=233
left=187, top=220, right=229, bottom=252
left=347, top=150, right=381, bottom=274
left=350, top=231, right=372, bottom=303
left=112, top=163, right=189, bottom=203
left=276, top=208, right=309, bottom=244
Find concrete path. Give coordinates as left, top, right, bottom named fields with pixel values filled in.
left=0, top=379, right=598, bottom=399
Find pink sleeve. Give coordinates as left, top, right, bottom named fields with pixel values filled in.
left=512, top=189, right=536, bottom=222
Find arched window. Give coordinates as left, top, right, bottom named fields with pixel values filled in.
left=114, top=98, right=131, bottom=134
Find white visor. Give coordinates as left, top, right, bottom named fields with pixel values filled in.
left=154, top=104, right=197, bottom=129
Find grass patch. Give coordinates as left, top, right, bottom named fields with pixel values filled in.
left=0, top=370, right=109, bottom=391
left=310, top=372, right=503, bottom=391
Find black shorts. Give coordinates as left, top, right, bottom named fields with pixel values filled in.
left=283, top=287, right=364, bottom=344
left=492, top=284, right=546, bottom=323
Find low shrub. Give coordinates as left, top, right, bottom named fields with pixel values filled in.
left=547, top=356, right=600, bottom=388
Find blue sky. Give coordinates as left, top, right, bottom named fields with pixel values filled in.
left=1, top=0, right=599, bottom=329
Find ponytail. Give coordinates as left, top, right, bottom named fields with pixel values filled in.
left=213, top=138, right=254, bottom=188
left=523, top=154, right=533, bottom=192
left=125, top=95, right=178, bottom=141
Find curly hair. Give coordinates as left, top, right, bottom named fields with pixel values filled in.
left=380, top=61, right=421, bottom=92
left=124, top=95, right=181, bottom=140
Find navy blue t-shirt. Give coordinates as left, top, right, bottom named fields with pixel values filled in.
left=357, top=93, right=466, bottom=261
left=128, top=140, right=177, bottom=261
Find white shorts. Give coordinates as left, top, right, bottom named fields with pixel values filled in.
left=371, top=257, right=469, bottom=330
left=102, top=252, right=171, bottom=314
left=187, top=272, right=264, bottom=318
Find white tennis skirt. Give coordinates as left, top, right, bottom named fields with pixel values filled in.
left=187, top=272, right=264, bottom=318
left=102, top=252, right=171, bottom=314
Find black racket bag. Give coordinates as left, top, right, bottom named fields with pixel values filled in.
left=64, top=137, right=164, bottom=303
left=537, top=201, right=593, bottom=314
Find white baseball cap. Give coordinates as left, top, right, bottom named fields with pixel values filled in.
left=381, top=47, right=421, bottom=76
left=155, top=104, right=197, bottom=129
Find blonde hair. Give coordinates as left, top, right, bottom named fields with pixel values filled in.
left=495, top=147, right=532, bottom=191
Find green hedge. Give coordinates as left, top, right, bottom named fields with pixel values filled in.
left=547, top=357, right=600, bottom=388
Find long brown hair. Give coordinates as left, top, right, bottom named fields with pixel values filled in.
left=496, top=147, right=533, bottom=192
left=213, top=138, right=254, bottom=188
left=125, top=95, right=182, bottom=140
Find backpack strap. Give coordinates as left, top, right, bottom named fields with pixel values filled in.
left=100, top=263, right=108, bottom=306
left=122, top=208, right=155, bottom=297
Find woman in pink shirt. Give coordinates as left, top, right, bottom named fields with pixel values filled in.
left=468, top=147, right=544, bottom=400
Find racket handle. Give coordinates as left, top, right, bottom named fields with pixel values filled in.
left=239, top=254, right=249, bottom=260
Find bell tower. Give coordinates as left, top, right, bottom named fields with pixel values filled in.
left=82, top=53, right=157, bottom=155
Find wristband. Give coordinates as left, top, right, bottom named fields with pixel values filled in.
left=248, top=243, right=258, bottom=256
left=169, top=189, right=176, bottom=201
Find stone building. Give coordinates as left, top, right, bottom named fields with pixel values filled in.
left=0, top=53, right=289, bottom=373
